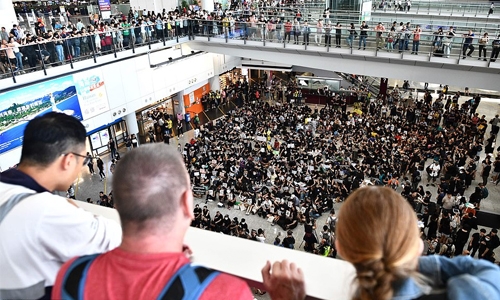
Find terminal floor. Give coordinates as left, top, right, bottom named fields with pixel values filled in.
left=71, top=95, right=500, bottom=297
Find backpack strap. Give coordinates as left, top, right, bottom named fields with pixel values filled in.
left=61, top=254, right=101, bottom=300
left=157, top=264, right=220, bottom=300
left=0, top=193, right=35, bottom=226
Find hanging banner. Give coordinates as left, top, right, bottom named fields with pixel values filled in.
left=98, top=0, right=111, bottom=11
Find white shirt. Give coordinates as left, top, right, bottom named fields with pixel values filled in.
left=0, top=183, right=122, bottom=298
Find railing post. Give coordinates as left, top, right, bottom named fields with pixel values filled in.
left=37, top=43, right=48, bottom=76
left=131, top=34, right=135, bottom=54
left=148, top=33, right=152, bottom=49
left=263, top=27, right=266, bottom=46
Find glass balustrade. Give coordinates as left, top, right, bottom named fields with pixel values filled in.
left=372, top=0, right=494, bottom=17
left=2, top=18, right=499, bottom=84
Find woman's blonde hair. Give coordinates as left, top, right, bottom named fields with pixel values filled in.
left=336, top=187, right=422, bottom=300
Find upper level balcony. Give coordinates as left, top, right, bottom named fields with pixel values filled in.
left=1, top=19, right=499, bottom=92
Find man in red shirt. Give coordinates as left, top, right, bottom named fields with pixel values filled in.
left=284, top=20, right=292, bottom=43
left=52, top=144, right=305, bottom=300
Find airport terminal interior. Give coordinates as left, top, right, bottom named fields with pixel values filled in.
left=2, top=0, right=500, bottom=299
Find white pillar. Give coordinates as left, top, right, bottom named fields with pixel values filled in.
left=201, top=0, right=214, bottom=12
left=0, top=2, right=18, bottom=30
left=176, top=91, right=186, bottom=115
left=124, top=112, right=139, bottom=137
left=209, top=75, right=220, bottom=91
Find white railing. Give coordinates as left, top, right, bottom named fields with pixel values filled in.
left=76, top=201, right=356, bottom=300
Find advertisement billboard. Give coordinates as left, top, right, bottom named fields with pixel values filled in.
left=0, top=70, right=110, bottom=154
left=74, top=69, right=110, bottom=120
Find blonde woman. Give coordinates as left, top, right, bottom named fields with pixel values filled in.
left=336, top=187, right=500, bottom=300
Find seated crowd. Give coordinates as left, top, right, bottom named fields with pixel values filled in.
left=2, top=81, right=500, bottom=299
left=142, top=74, right=497, bottom=264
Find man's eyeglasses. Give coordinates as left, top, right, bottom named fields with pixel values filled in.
left=63, top=152, right=91, bottom=166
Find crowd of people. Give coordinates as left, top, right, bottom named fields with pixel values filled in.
left=2, top=2, right=500, bottom=78
left=2, top=86, right=500, bottom=299
left=136, top=72, right=490, bottom=264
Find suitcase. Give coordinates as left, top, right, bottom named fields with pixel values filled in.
left=433, top=49, right=444, bottom=57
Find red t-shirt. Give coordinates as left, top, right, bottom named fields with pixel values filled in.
left=52, top=248, right=253, bottom=300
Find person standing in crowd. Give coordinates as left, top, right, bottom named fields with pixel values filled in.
left=358, top=21, right=368, bottom=50
left=125, top=135, right=132, bottom=151
left=86, top=152, right=95, bottom=175
left=412, top=24, right=421, bottom=54
left=177, top=120, right=184, bottom=139
left=324, top=20, right=332, bottom=47
left=0, top=112, right=121, bottom=300
left=346, top=23, right=356, bottom=48
left=336, top=187, right=500, bottom=300
left=284, top=19, right=292, bottom=43
left=488, top=2, right=494, bottom=17
left=108, top=138, right=117, bottom=159
left=97, top=156, right=106, bottom=181
left=52, top=144, right=306, bottom=300
left=315, top=19, right=323, bottom=46
left=375, top=22, right=385, bottom=50
left=131, top=134, right=138, bottom=148
left=302, top=21, right=310, bottom=46
left=479, top=229, right=500, bottom=262
left=462, top=30, right=475, bottom=59
left=334, top=22, right=342, bottom=48
left=468, top=228, right=487, bottom=258
left=490, top=114, right=500, bottom=135
left=478, top=32, right=489, bottom=61
left=491, top=34, right=500, bottom=62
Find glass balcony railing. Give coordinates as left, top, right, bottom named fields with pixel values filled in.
left=1, top=20, right=499, bottom=85
left=372, top=0, right=495, bottom=17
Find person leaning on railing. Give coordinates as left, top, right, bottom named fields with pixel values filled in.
left=52, top=144, right=306, bottom=300
left=491, top=34, right=500, bottom=62
left=336, top=186, right=500, bottom=300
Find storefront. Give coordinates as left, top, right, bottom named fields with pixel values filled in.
left=219, top=68, right=245, bottom=89
left=135, top=94, right=178, bottom=144
left=86, top=118, right=128, bottom=156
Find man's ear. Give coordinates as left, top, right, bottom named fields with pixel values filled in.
left=180, top=189, right=195, bottom=220
left=60, top=153, right=74, bottom=171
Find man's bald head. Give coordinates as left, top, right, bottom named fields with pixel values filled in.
left=112, top=144, right=190, bottom=234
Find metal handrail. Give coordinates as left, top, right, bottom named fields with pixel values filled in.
left=2, top=19, right=499, bottom=85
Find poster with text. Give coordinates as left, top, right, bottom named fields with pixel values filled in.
left=73, top=69, right=110, bottom=120
left=99, top=130, right=110, bottom=147
left=0, top=76, right=82, bottom=154
left=90, top=132, right=102, bottom=148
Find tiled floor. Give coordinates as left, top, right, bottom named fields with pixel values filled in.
left=72, top=92, right=500, bottom=297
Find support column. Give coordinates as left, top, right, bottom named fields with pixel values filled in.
left=176, top=91, right=186, bottom=115
left=209, top=75, right=220, bottom=91
left=124, top=112, right=139, bottom=139
left=0, top=2, right=18, bottom=31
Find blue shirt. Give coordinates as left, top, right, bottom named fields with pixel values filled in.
left=393, top=255, right=500, bottom=300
